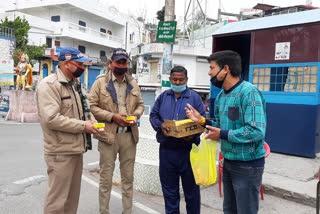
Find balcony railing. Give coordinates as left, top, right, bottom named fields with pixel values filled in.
left=64, top=22, right=123, bottom=46
left=0, top=26, right=15, bottom=39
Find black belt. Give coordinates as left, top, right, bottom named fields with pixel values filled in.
left=116, top=126, right=131, bottom=133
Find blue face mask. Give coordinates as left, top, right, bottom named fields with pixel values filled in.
left=171, top=84, right=187, bottom=93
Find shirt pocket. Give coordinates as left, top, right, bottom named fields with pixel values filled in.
left=100, top=93, right=113, bottom=107
left=61, top=98, right=73, bottom=116
left=228, top=106, right=239, bottom=121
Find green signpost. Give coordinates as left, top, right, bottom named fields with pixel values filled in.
left=156, top=21, right=177, bottom=43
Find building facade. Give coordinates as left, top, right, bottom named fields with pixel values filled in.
left=211, top=9, right=320, bottom=158
left=1, top=0, right=145, bottom=88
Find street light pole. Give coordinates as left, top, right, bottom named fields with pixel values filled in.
left=161, top=0, right=175, bottom=92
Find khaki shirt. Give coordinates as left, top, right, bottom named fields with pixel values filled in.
left=112, top=73, right=127, bottom=115
left=36, top=67, right=89, bottom=154
left=89, top=71, right=145, bottom=144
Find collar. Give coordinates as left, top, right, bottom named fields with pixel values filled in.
left=57, top=66, right=80, bottom=86
left=57, top=66, right=70, bottom=84
left=112, top=72, right=126, bottom=83
left=167, top=87, right=191, bottom=98
left=224, top=79, right=243, bottom=94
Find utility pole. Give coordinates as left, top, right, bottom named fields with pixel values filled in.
left=161, top=0, right=175, bottom=92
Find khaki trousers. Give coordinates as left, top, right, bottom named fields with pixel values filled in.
left=44, top=154, right=83, bottom=214
left=98, top=132, right=136, bottom=214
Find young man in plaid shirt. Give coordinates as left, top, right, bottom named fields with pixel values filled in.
left=185, top=50, right=267, bottom=214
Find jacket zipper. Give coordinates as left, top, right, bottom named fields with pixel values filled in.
left=71, top=85, right=86, bottom=151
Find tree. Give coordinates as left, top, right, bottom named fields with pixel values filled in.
left=156, top=6, right=165, bottom=22
left=156, top=5, right=176, bottom=22
left=0, top=16, right=30, bottom=49
left=0, top=16, right=46, bottom=66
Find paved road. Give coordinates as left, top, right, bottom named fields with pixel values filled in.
left=0, top=122, right=165, bottom=213
left=0, top=121, right=315, bottom=214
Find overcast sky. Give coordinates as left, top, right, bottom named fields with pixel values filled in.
left=108, top=0, right=320, bottom=24
left=1, top=0, right=320, bottom=24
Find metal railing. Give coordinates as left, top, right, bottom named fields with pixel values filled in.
left=0, top=26, right=15, bottom=39
left=66, top=22, right=123, bottom=44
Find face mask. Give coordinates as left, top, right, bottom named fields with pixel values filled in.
left=171, top=84, right=186, bottom=93
left=112, top=62, right=128, bottom=75
left=67, top=61, right=85, bottom=78
left=210, top=67, right=227, bottom=89
left=113, top=66, right=128, bottom=75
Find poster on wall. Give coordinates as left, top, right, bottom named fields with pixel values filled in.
left=275, top=42, right=290, bottom=60
left=0, top=61, right=14, bottom=88
left=0, top=94, right=9, bottom=112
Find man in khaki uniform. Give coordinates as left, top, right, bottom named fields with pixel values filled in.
left=89, top=48, right=144, bottom=214
left=36, top=47, right=99, bottom=214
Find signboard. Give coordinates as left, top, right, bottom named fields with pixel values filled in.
left=275, top=42, right=290, bottom=60
left=0, top=62, right=14, bottom=88
left=56, top=46, right=63, bottom=53
left=0, top=94, right=9, bottom=112
left=156, top=21, right=177, bottom=43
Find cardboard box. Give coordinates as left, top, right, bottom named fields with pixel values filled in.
left=164, top=119, right=205, bottom=138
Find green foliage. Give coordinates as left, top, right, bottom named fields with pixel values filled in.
left=12, top=48, right=22, bottom=67
left=156, top=6, right=165, bottom=22
left=0, top=16, right=30, bottom=49
left=0, top=16, right=46, bottom=66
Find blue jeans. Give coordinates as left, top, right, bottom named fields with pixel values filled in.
left=159, top=146, right=200, bottom=214
left=222, top=160, right=264, bottom=214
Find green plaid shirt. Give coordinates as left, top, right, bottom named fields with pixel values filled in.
left=210, top=80, right=267, bottom=161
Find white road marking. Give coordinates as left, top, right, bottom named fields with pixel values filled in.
left=13, top=175, right=46, bottom=184
left=82, top=175, right=160, bottom=214
left=87, top=161, right=99, bottom=166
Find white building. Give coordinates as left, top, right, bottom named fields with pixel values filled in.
left=131, top=23, right=224, bottom=112
left=0, top=0, right=148, bottom=89
left=2, top=0, right=145, bottom=63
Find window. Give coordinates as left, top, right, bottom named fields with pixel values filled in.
left=79, top=20, right=86, bottom=27
left=100, top=28, right=106, bottom=33
left=130, top=33, right=135, bottom=43
left=100, top=50, right=106, bottom=57
left=252, top=65, right=317, bottom=92
left=46, top=37, right=52, bottom=48
left=55, top=40, right=60, bottom=47
left=78, top=45, right=86, bottom=54
left=51, top=16, right=60, bottom=22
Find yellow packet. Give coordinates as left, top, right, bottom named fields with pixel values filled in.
left=125, top=116, right=137, bottom=124
left=175, top=119, right=193, bottom=126
left=93, top=123, right=106, bottom=131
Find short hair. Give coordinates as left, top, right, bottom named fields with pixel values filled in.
left=170, top=66, right=188, bottom=78
left=207, top=50, right=242, bottom=77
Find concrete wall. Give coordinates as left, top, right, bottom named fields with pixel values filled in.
left=136, top=54, right=210, bottom=88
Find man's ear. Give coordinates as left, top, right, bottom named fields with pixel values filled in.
left=224, top=65, right=230, bottom=74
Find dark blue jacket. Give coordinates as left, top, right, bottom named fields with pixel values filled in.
left=149, top=88, right=206, bottom=150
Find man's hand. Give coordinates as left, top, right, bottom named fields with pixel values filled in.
left=185, top=103, right=202, bottom=122
left=161, top=123, right=170, bottom=137
left=204, top=125, right=221, bottom=140
left=84, top=120, right=99, bottom=134
left=112, top=114, right=131, bottom=127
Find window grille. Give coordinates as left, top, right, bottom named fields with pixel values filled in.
left=252, top=65, right=317, bottom=92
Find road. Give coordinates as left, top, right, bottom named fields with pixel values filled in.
left=0, top=121, right=315, bottom=214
